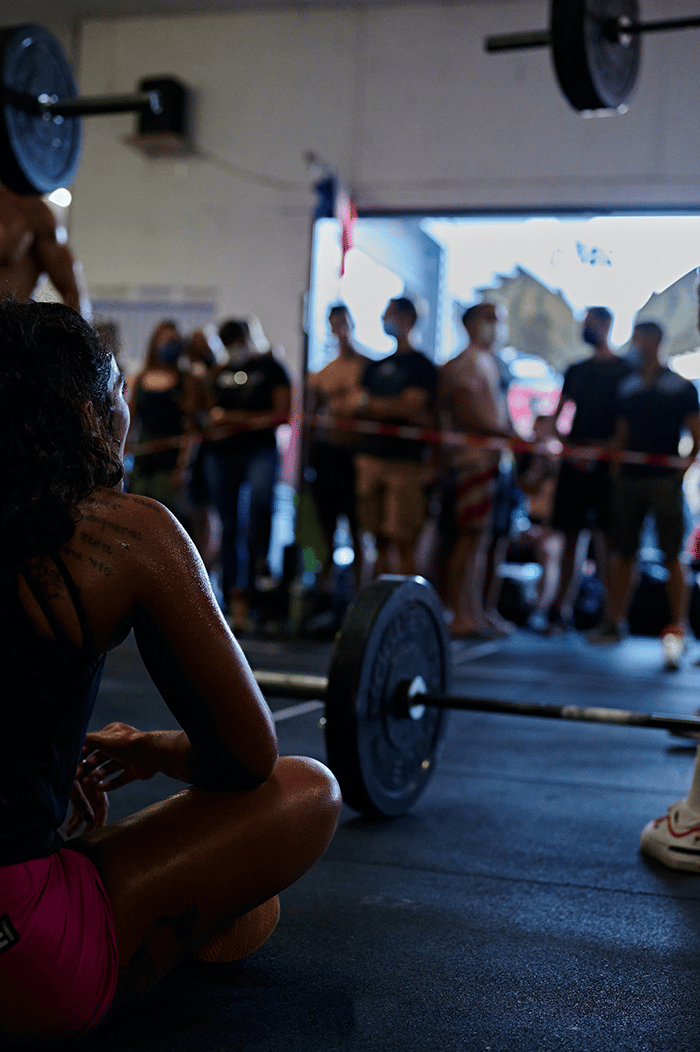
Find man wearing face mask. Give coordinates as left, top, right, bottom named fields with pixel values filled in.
left=546, top=306, right=632, bottom=632
left=437, top=302, right=515, bottom=637
left=203, top=319, right=291, bottom=630
left=339, top=296, right=438, bottom=578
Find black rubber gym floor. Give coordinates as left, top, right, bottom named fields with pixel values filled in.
left=58, top=630, right=700, bottom=1051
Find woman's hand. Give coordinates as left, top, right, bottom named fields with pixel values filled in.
left=77, top=721, right=160, bottom=792
left=66, top=773, right=109, bottom=836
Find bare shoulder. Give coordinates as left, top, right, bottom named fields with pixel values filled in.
left=75, top=489, right=188, bottom=569
left=439, top=351, right=475, bottom=384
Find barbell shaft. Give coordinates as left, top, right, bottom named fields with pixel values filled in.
left=485, top=30, right=550, bottom=53
left=250, top=667, right=700, bottom=736
left=625, top=17, right=700, bottom=36
left=485, top=15, right=700, bottom=54
left=4, top=88, right=162, bottom=118
left=415, top=693, right=700, bottom=735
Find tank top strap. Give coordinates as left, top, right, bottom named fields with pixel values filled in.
left=17, top=553, right=96, bottom=655
left=52, top=551, right=97, bottom=655
left=17, top=558, right=71, bottom=648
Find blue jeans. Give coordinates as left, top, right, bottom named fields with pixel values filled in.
left=203, top=444, right=279, bottom=603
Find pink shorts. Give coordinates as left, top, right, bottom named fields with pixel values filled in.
left=0, top=848, right=118, bottom=1042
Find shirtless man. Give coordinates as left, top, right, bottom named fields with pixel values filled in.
left=0, top=184, right=90, bottom=316
left=306, top=304, right=368, bottom=588
left=438, top=302, right=513, bottom=637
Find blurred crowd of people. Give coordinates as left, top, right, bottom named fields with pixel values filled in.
left=116, top=290, right=700, bottom=664
left=123, top=316, right=291, bottom=632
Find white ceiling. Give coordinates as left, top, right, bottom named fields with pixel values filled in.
left=0, top=0, right=534, bottom=29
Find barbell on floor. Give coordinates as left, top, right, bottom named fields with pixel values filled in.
left=0, top=22, right=167, bottom=195
left=249, top=575, right=700, bottom=819
left=485, top=0, right=700, bottom=113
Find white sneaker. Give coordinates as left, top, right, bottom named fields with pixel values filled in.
left=640, top=800, right=700, bottom=871
left=661, top=625, right=686, bottom=671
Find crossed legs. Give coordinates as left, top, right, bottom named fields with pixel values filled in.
left=71, top=756, right=341, bottom=1016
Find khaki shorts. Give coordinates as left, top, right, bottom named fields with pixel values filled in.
left=355, top=453, right=427, bottom=543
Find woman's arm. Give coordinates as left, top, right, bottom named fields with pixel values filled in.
left=87, top=493, right=279, bottom=792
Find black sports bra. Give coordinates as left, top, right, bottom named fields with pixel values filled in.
left=0, top=554, right=106, bottom=865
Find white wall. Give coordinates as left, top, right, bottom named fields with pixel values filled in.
left=69, top=0, right=700, bottom=379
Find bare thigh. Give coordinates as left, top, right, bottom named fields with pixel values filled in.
left=69, top=756, right=341, bottom=1011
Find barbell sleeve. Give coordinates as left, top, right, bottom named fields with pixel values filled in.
left=253, top=670, right=329, bottom=702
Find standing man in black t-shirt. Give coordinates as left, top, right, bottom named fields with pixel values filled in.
left=203, top=319, right=291, bottom=629
left=338, top=296, right=437, bottom=579
left=547, top=307, right=631, bottom=631
left=591, top=320, right=700, bottom=650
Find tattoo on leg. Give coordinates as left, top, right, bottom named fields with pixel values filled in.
left=118, top=904, right=199, bottom=1002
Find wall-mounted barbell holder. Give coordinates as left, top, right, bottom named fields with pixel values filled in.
left=0, top=22, right=165, bottom=195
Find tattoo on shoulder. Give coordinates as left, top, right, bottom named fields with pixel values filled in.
left=104, top=490, right=162, bottom=513
left=130, top=495, right=163, bottom=512
left=79, top=531, right=112, bottom=556
left=89, top=556, right=112, bottom=577
left=83, top=513, right=142, bottom=541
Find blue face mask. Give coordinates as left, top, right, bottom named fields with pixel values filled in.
left=159, top=340, right=181, bottom=364
left=383, top=319, right=401, bottom=339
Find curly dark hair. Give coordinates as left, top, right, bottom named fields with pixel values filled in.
left=0, top=299, right=124, bottom=572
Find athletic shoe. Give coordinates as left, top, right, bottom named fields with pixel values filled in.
left=661, top=624, right=686, bottom=671
left=587, top=617, right=624, bottom=644
left=640, top=800, right=700, bottom=871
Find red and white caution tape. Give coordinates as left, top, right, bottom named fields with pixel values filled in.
left=126, top=411, right=696, bottom=471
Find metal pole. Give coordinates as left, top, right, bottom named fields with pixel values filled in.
left=3, top=88, right=162, bottom=118
left=484, top=15, right=700, bottom=54
left=419, top=692, right=700, bottom=735
left=618, top=17, right=700, bottom=36
left=250, top=665, right=700, bottom=736
left=253, top=670, right=329, bottom=701
left=38, top=91, right=162, bottom=118
left=484, top=30, right=551, bottom=53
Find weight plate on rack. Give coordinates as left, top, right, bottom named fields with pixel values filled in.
left=324, top=575, right=451, bottom=818
left=0, top=23, right=82, bottom=195
left=551, top=0, right=640, bottom=111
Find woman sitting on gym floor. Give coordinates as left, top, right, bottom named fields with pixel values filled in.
left=0, top=299, right=341, bottom=1044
